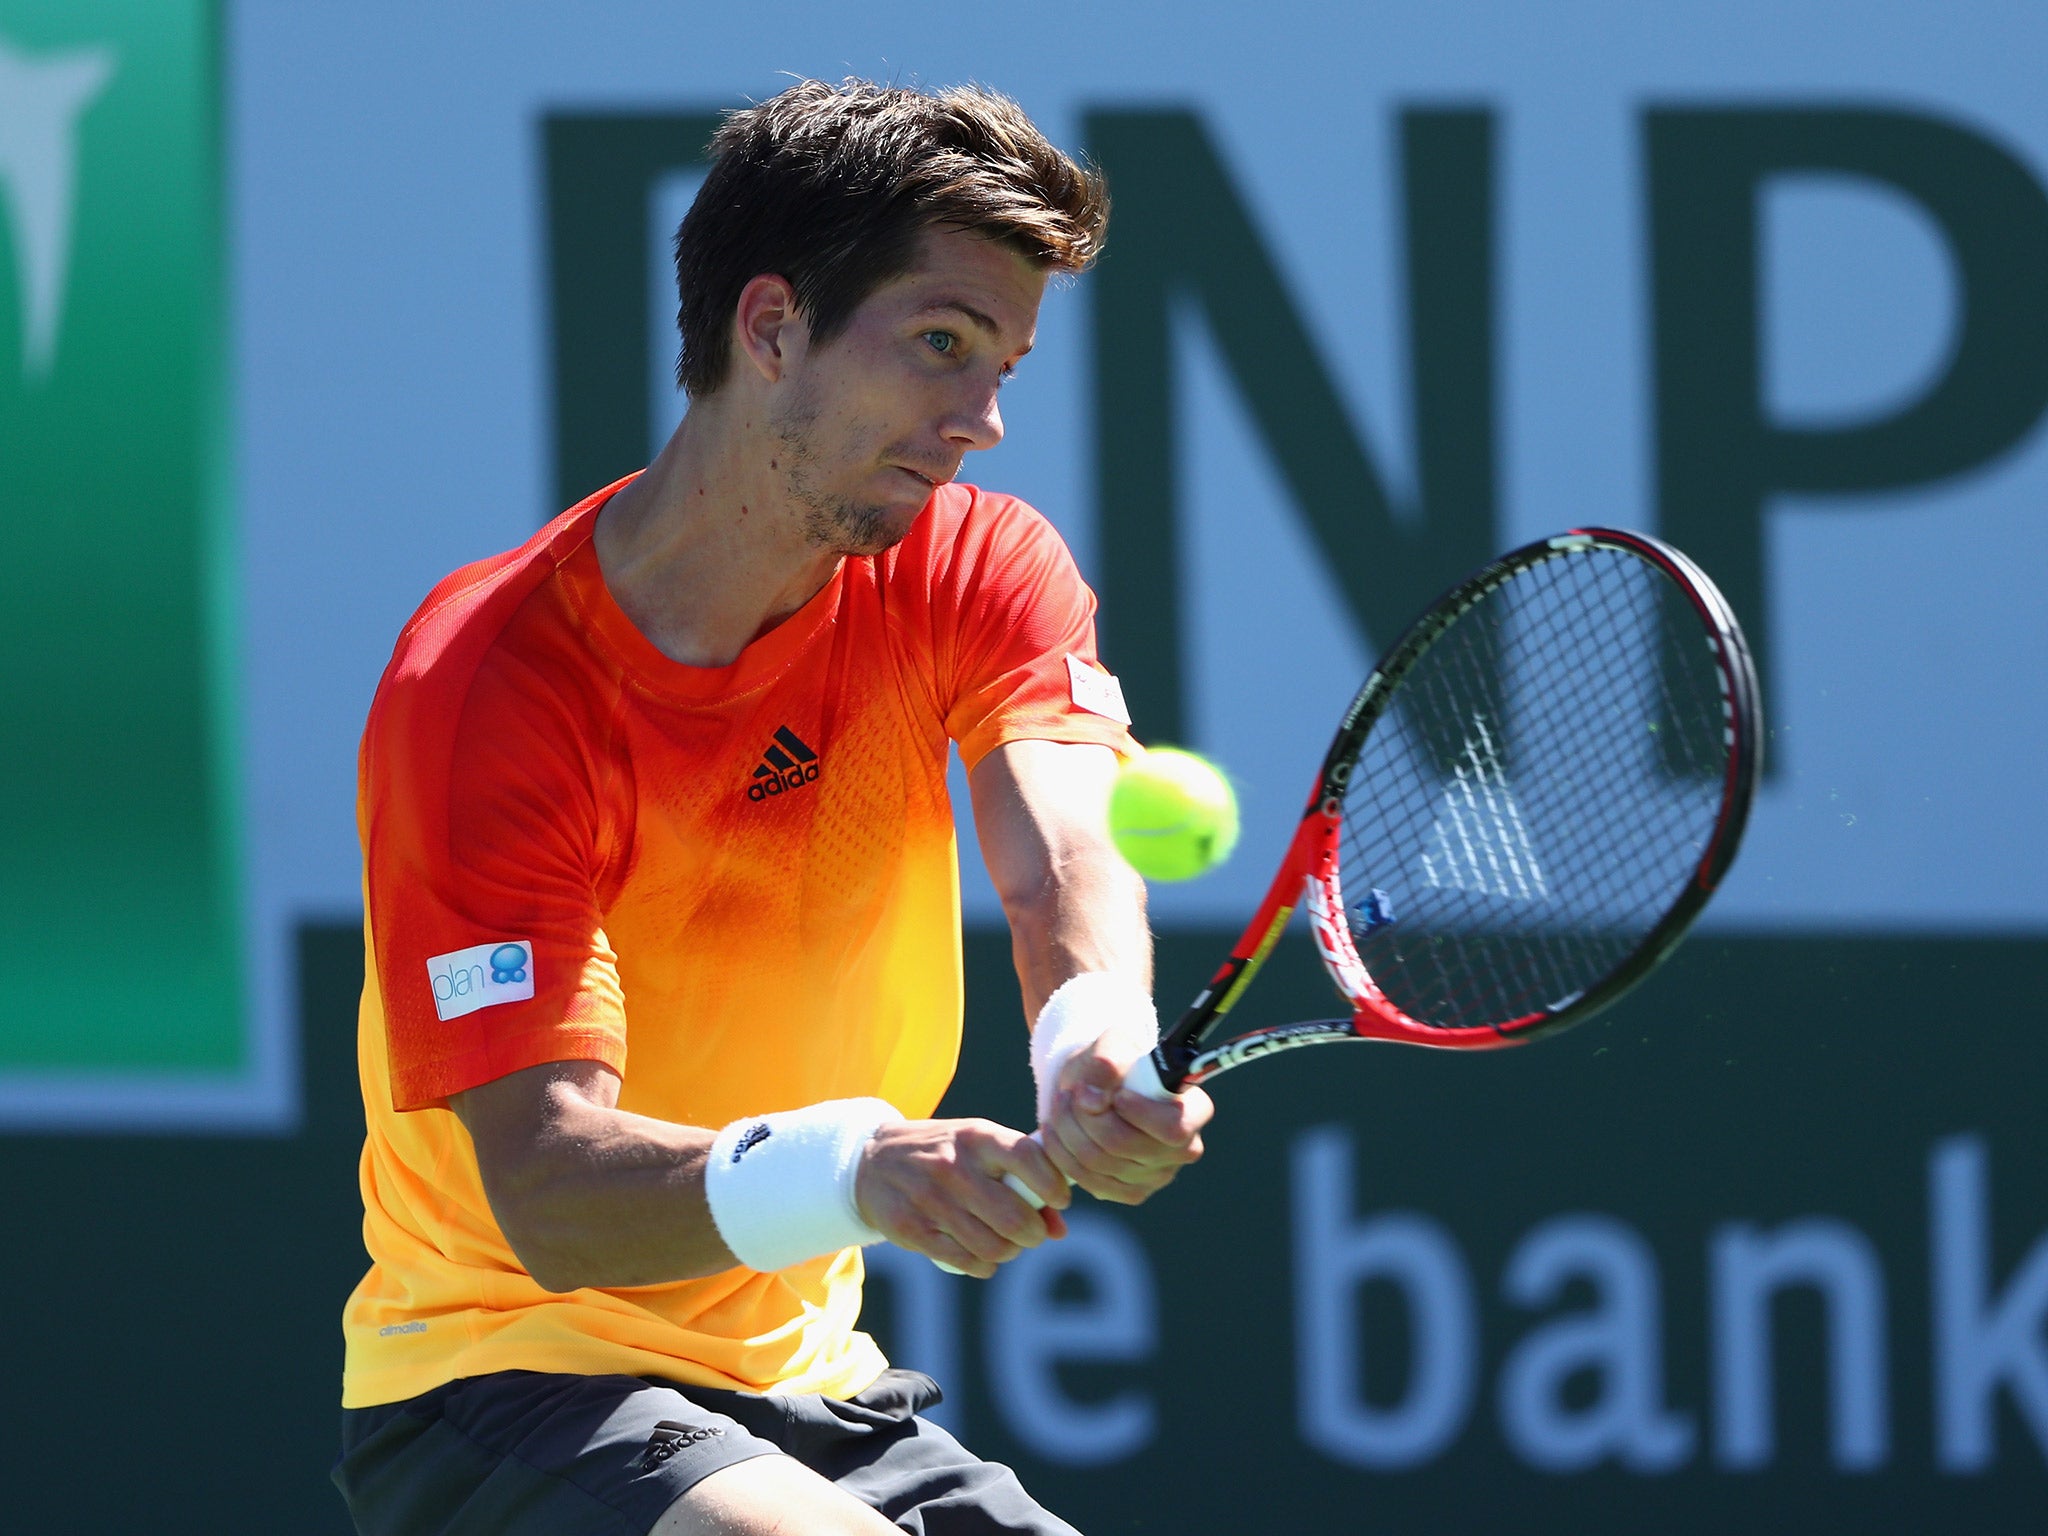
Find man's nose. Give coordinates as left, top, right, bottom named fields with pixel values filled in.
left=945, top=382, right=1004, bottom=452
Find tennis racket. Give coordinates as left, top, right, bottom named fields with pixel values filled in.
left=1122, top=525, right=1761, bottom=1096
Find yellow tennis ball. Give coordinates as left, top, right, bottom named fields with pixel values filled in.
left=1108, top=748, right=1240, bottom=882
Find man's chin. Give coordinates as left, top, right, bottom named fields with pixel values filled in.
left=813, top=496, right=926, bottom=557
left=852, top=506, right=926, bottom=556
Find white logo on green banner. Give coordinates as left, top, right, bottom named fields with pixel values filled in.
left=0, top=36, right=116, bottom=379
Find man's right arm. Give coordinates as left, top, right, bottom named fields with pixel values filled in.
left=452, top=1060, right=729, bottom=1291
left=451, top=1060, right=1069, bottom=1288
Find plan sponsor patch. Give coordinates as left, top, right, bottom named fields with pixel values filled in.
left=426, top=940, right=535, bottom=1022
left=1066, top=654, right=1131, bottom=724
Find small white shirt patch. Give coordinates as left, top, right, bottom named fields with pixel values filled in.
left=1065, top=654, right=1131, bottom=724
left=426, top=940, right=535, bottom=1022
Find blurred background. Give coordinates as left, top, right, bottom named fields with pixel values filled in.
left=3, top=1, right=2046, bottom=1530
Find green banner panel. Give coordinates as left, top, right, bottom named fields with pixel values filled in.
left=0, top=1, right=240, bottom=1093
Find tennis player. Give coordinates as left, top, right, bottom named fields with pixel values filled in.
left=332, top=79, right=1212, bottom=1536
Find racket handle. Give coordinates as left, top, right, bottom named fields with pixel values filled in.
left=998, top=1130, right=1054, bottom=1211
left=932, top=1052, right=1178, bottom=1273
left=1000, top=1165, right=1048, bottom=1210
left=991, top=1054, right=1177, bottom=1213
left=1122, top=1048, right=1178, bottom=1101
left=933, top=1138, right=1049, bottom=1274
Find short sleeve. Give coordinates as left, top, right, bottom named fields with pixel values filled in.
left=361, top=621, right=629, bottom=1112
left=936, top=491, right=1139, bottom=769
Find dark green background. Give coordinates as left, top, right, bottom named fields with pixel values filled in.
left=0, top=0, right=242, bottom=1074
left=0, top=925, right=2040, bottom=1533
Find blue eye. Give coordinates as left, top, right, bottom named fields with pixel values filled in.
left=924, top=331, right=955, bottom=355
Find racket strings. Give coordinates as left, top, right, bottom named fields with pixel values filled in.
left=1395, top=616, right=1567, bottom=1018
left=1430, top=575, right=1599, bottom=1009
left=1375, top=561, right=1609, bottom=1016
left=1424, top=555, right=1716, bottom=1014
left=1337, top=546, right=1730, bottom=1031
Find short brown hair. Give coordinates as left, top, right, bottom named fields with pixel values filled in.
left=672, top=78, right=1108, bottom=398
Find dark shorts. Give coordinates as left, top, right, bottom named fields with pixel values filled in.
left=333, top=1367, right=1082, bottom=1536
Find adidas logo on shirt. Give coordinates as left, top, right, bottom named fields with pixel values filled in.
left=746, top=726, right=821, bottom=801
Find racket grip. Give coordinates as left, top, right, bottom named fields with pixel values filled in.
left=983, top=1051, right=1177, bottom=1215
left=1121, top=1049, right=1178, bottom=1101
left=1000, top=1166, right=1047, bottom=1209
left=933, top=1138, right=1050, bottom=1275
left=932, top=1050, right=1177, bottom=1274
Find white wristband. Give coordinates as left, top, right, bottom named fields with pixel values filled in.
left=703, top=1098, right=902, bottom=1273
left=1030, top=971, right=1160, bottom=1127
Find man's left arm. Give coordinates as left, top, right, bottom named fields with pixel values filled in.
left=968, top=738, right=1213, bottom=1205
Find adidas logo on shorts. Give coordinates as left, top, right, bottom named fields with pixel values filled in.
left=746, top=726, right=821, bottom=801
left=638, top=1420, right=725, bottom=1472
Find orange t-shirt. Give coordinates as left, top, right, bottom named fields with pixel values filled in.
left=340, top=478, right=1135, bottom=1410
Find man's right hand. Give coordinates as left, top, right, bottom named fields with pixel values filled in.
left=854, top=1119, right=1069, bottom=1277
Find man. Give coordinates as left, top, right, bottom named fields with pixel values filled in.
left=332, top=78, right=1213, bottom=1536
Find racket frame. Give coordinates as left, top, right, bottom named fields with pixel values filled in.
left=1148, top=527, right=1762, bottom=1090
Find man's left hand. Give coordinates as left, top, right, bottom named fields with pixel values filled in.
left=1040, top=1039, right=1212, bottom=1205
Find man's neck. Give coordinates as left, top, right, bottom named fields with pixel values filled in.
left=592, top=402, right=842, bottom=669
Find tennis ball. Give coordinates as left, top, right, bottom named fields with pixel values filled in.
left=1108, top=748, right=1240, bottom=882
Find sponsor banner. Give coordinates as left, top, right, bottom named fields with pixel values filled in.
left=0, top=1, right=256, bottom=1127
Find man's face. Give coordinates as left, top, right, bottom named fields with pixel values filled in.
left=767, top=225, right=1049, bottom=556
